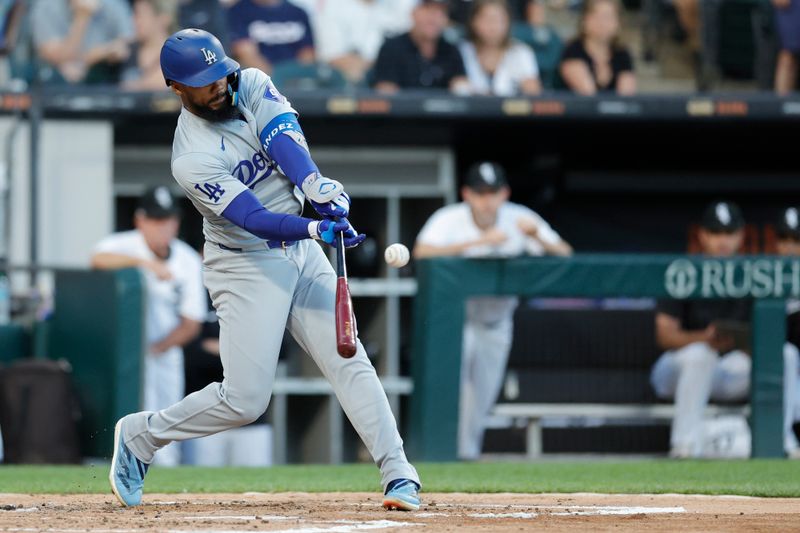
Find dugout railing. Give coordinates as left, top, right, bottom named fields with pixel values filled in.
left=409, top=255, right=789, bottom=461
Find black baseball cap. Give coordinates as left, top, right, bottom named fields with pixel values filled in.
left=700, top=201, right=744, bottom=233
left=464, top=161, right=508, bottom=192
left=137, top=186, right=181, bottom=219
left=776, top=207, right=800, bottom=240
left=418, top=0, right=449, bottom=6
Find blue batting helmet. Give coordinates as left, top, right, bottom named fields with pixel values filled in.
left=160, top=28, right=240, bottom=88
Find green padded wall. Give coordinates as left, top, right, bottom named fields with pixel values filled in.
left=0, top=324, right=31, bottom=364
left=50, top=269, right=145, bottom=458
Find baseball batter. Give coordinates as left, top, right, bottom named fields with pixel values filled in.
left=109, top=28, right=420, bottom=510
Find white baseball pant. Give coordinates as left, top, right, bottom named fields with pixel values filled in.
left=650, top=341, right=800, bottom=456
left=458, top=299, right=517, bottom=460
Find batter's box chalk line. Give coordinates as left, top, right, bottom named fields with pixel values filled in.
left=468, top=512, right=539, bottom=519
left=168, top=520, right=422, bottom=533
left=183, top=515, right=299, bottom=521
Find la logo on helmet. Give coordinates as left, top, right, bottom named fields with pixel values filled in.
left=201, top=47, right=217, bottom=65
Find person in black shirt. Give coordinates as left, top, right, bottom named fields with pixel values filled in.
left=559, top=0, right=635, bottom=95
left=651, top=201, right=800, bottom=458
left=373, top=0, right=469, bottom=93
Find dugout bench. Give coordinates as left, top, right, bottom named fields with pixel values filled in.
left=492, top=403, right=748, bottom=458
left=491, top=306, right=748, bottom=457
left=409, top=255, right=788, bottom=461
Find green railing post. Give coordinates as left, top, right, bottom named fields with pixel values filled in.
left=751, top=298, right=786, bottom=458
left=410, top=258, right=503, bottom=461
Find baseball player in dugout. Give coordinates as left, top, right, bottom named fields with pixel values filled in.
left=91, top=186, right=206, bottom=467
left=650, top=201, right=800, bottom=459
left=413, top=162, right=573, bottom=460
left=108, top=29, right=421, bottom=510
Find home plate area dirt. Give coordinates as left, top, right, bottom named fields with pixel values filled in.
left=0, top=493, right=799, bottom=532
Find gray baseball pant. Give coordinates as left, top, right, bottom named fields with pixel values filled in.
left=123, top=239, right=419, bottom=489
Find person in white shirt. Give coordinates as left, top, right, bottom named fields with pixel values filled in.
left=459, top=0, right=541, bottom=96
left=91, top=186, right=206, bottom=466
left=314, top=0, right=406, bottom=84
left=414, top=161, right=572, bottom=459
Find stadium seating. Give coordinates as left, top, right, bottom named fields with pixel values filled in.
left=270, top=62, right=347, bottom=91
left=511, top=22, right=563, bottom=90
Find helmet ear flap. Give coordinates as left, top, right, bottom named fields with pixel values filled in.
left=227, top=70, right=240, bottom=106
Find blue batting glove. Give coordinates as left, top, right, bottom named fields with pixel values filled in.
left=340, top=218, right=366, bottom=248
left=314, top=218, right=350, bottom=245
left=311, top=191, right=351, bottom=219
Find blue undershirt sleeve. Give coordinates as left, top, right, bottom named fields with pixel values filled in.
left=259, top=113, right=319, bottom=189
left=222, top=189, right=316, bottom=242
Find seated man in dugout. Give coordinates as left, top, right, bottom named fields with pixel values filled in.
left=650, top=200, right=800, bottom=459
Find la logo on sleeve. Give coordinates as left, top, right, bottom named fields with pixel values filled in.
left=263, top=80, right=286, bottom=103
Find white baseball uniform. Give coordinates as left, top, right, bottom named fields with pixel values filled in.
left=93, top=230, right=206, bottom=466
left=120, top=68, right=419, bottom=488
left=416, top=201, right=564, bottom=460
left=651, top=342, right=799, bottom=456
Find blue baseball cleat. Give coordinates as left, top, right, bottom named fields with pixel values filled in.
left=109, top=416, right=149, bottom=507
left=382, top=478, right=421, bottom=511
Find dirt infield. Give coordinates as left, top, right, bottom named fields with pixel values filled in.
left=0, top=492, right=798, bottom=532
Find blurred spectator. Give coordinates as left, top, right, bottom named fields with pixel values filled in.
left=31, top=0, right=134, bottom=84
left=650, top=201, right=800, bottom=459
left=290, top=0, right=324, bottom=44
left=182, top=293, right=273, bottom=466
left=121, top=0, right=177, bottom=90
left=459, top=0, right=541, bottom=95
left=512, top=0, right=562, bottom=89
left=373, top=0, right=469, bottom=93
left=559, top=0, right=636, bottom=95
left=91, top=187, right=205, bottom=466
left=414, top=162, right=572, bottom=460
left=178, top=0, right=231, bottom=47
left=774, top=0, right=800, bottom=95
left=673, top=0, right=700, bottom=54
left=227, top=0, right=315, bottom=74
left=0, top=0, right=23, bottom=86
left=315, top=0, right=398, bottom=84
left=381, top=0, right=420, bottom=36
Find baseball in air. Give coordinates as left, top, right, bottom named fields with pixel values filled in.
left=384, top=243, right=410, bottom=268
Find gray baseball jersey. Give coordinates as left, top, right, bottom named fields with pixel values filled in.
left=171, top=68, right=304, bottom=248
left=121, top=68, right=420, bottom=491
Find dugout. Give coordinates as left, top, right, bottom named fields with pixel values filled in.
left=410, top=255, right=789, bottom=460
left=4, top=89, right=800, bottom=461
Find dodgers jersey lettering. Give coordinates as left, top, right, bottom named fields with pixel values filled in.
left=171, top=68, right=305, bottom=248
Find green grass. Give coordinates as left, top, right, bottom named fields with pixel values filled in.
left=1, top=461, right=800, bottom=497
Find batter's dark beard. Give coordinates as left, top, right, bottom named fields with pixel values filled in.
left=192, top=97, right=239, bottom=122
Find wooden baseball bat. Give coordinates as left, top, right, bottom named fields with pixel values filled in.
left=335, top=232, right=357, bottom=358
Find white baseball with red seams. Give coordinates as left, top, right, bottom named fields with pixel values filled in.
left=384, top=243, right=410, bottom=268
